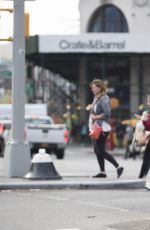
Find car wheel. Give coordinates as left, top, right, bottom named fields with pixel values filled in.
left=56, top=149, right=65, bottom=159
left=0, top=140, right=5, bottom=157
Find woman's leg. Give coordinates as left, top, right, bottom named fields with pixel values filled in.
left=93, top=132, right=123, bottom=177
left=96, top=133, right=119, bottom=167
left=93, top=132, right=119, bottom=170
left=104, top=150, right=119, bottom=168
left=93, top=138, right=105, bottom=171
left=139, top=140, right=150, bottom=178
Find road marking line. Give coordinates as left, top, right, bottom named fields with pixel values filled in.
left=37, top=194, right=69, bottom=201
left=78, top=200, right=132, bottom=213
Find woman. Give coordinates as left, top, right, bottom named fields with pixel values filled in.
left=89, top=79, right=124, bottom=178
left=136, top=95, right=150, bottom=178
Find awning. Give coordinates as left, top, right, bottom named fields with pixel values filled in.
left=30, top=33, right=150, bottom=54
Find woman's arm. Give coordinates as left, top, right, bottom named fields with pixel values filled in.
left=100, top=95, right=111, bottom=121
left=134, top=114, right=142, bottom=120
left=143, top=119, right=150, bottom=130
left=90, top=95, right=111, bottom=121
left=90, top=113, right=103, bottom=121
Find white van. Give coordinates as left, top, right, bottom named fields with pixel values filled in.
left=0, top=103, right=47, bottom=119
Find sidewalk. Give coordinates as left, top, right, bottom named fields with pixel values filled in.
left=0, top=146, right=148, bottom=191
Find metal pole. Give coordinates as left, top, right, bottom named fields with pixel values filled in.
left=138, top=55, right=143, bottom=106
left=3, top=0, right=31, bottom=177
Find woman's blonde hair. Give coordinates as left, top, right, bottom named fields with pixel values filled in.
left=90, top=79, right=107, bottom=93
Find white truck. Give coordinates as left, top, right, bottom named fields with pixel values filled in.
left=0, top=104, right=69, bottom=159
left=25, top=115, right=69, bottom=159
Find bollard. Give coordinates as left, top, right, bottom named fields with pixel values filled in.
left=24, top=148, right=62, bottom=180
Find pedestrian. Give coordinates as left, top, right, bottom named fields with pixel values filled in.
left=135, top=95, right=150, bottom=178
left=80, top=121, right=88, bottom=144
left=116, top=120, right=126, bottom=148
left=124, top=122, right=134, bottom=159
left=89, top=79, right=124, bottom=178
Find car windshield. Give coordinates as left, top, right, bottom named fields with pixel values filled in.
left=25, top=118, right=52, bottom=125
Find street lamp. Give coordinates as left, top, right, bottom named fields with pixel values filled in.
left=3, top=0, right=34, bottom=177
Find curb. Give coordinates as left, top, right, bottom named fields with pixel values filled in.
left=0, top=179, right=145, bottom=190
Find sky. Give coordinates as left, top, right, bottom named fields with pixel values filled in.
left=0, top=0, right=80, bottom=38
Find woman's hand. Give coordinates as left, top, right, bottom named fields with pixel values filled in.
left=134, top=114, right=142, bottom=120
left=90, top=114, right=101, bottom=121
left=90, top=114, right=97, bottom=121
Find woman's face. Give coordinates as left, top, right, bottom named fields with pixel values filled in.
left=147, top=96, right=150, bottom=107
left=91, top=84, right=101, bottom=96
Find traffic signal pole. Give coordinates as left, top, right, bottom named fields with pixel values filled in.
left=3, top=0, right=30, bottom=177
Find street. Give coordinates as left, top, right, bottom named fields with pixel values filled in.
left=0, top=188, right=150, bottom=230
left=0, top=145, right=150, bottom=230
left=1, top=0, right=150, bottom=229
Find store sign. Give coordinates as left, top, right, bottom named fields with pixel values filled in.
left=59, top=39, right=125, bottom=50
left=39, top=34, right=150, bottom=53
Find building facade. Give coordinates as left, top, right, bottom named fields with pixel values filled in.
left=78, top=0, right=150, bottom=118
left=26, top=0, right=150, bottom=120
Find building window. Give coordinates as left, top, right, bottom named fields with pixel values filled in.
left=88, top=4, right=129, bottom=32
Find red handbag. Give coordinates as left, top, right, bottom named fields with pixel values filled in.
left=89, top=124, right=103, bottom=140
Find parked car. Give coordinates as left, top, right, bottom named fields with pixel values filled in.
left=0, top=115, right=69, bottom=159
left=25, top=115, right=69, bottom=159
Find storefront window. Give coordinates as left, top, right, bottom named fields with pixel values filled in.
left=87, top=55, right=130, bottom=118
left=88, top=4, right=128, bottom=33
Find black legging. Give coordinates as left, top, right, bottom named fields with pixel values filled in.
left=93, top=132, right=119, bottom=172
left=139, top=140, right=150, bottom=178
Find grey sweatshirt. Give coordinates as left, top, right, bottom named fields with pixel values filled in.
left=89, top=94, right=111, bottom=128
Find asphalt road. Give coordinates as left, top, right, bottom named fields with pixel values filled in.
left=0, top=145, right=150, bottom=230
left=0, top=188, right=150, bottom=230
